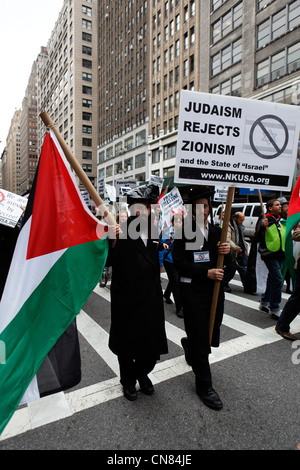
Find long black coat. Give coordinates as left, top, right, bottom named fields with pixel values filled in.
left=108, top=218, right=168, bottom=359
left=173, top=221, right=231, bottom=354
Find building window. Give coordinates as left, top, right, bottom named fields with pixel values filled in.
left=257, top=2, right=300, bottom=50
left=152, top=149, right=160, bottom=163
left=82, top=72, right=92, bottom=82
left=256, top=41, right=300, bottom=87
left=211, top=37, right=242, bottom=76
left=82, top=45, right=92, bottom=55
left=83, top=151, right=92, bottom=159
left=82, top=125, right=92, bottom=134
left=163, top=143, right=176, bottom=160
left=82, top=138, right=92, bottom=147
left=83, top=98, right=92, bottom=107
left=82, top=85, right=92, bottom=95
left=82, top=59, right=92, bottom=69
left=82, top=19, right=92, bottom=30
left=82, top=32, right=92, bottom=42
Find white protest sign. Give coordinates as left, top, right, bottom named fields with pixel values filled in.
left=105, top=184, right=116, bottom=202
left=80, top=190, right=92, bottom=207
left=158, top=187, right=185, bottom=226
left=0, top=189, right=28, bottom=228
left=214, top=186, right=228, bottom=202
left=98, top=176, right=105, bottom=199
left=175, top=90, right=300, bottom=191
left=149, top=175, right=164, bottom=193
left=115, top=178, right=137, bottom=197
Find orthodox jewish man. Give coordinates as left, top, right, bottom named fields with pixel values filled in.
left=108, top=184, right=168, bottom=401
left=173, top=188, right=231, bottom=410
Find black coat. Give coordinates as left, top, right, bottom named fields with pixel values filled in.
left=173, top=221, right=231, bottom=353
left=108, top=218, right=168, bottom=359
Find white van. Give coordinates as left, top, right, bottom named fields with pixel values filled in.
left=213, top=202, right=266, bottom=239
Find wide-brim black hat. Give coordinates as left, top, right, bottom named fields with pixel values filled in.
left=126, top=183, right=160, bottom=205
left=186, top=187, right=215, bottom=204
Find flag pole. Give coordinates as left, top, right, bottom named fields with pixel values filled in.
left=209, top=186, right=234, bottom=345
left=39, top=111, right=115, bottom=226
left=258, top=189, right=268, bottom=232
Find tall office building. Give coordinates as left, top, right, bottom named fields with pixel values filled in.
left=97, top=0, right=149, bottom=188
left=97, top=0, right=300, bottom=189
left=2, top=110, right=22, bottom=193
left=38, top=0, right=99, bottom=188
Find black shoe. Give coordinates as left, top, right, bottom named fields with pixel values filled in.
left=138, top=376, right=154, bottom=395
left=223, top=285, right=231, bottom=293
left=181, top=337, right=191, bottom=366
left=123, top=384, right=138, bottom=401
left=163, top=295, right=173, bottom=304
left=197, top=387, right=223, bottom=410
left=176, top=308, right=184, bottom=318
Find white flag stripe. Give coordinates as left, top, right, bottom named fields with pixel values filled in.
left=0, top=217, right=65, bottom=333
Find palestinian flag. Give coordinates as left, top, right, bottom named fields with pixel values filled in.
left=285, top=174, right=300, bottom=285
left=156, top=181, right=170, bottom=205
left=0, top=130, right=109, bottom=435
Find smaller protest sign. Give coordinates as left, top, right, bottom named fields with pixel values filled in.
left=158, top=187, right=185, bottom=226
left=0, top=189, right=28, bottom=228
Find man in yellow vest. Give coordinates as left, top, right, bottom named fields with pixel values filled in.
left=257, top=199, right=285, bottom=319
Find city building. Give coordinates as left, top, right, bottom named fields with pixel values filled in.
left=38, top=0, right=99, bottom=189
left=2, top=110, right=22, bottom=193
left=97, top=0, right=300, bottom=194
left=97, top=0, right=150, bottom=189
left=19, top=50, right=48, bottom=196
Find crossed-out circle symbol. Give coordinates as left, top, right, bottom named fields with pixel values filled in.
left=249, top=115, right=289, bottom=159
left=0, top=191, right=5, bottom=204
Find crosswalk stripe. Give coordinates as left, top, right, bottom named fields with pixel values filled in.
left=1, top=277, right=299, bottom=441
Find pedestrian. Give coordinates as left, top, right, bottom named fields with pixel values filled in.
left=107, top=184, right=168, bottom=401
left=173, top=188, right=231, bottom=410
left=223, top=211, right=248, bottom=292
left=275, top=225, right=300, bottom=340
left=160, top=212, right=184, bottom=318
left=257, top=198, right=285, bottom=319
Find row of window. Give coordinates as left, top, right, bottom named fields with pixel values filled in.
left=256, top=40, right=300, bottom=86
left=257, top=0, right=300, bottom=49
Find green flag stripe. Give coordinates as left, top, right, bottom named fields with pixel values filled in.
left=0, top=236, right=108, bottom=435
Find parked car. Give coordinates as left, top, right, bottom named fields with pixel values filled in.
left=213, top=202, right=266, bottom=239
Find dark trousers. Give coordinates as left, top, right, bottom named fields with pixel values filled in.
left=277, top=263, right=300, bottom=332
left=117, top=354, right=156, bottom=387
left=163, top=260, right=182, bottom=310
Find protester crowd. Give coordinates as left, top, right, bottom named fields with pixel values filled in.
left=1, top=183, right=299, bottom=412
left=102, top=183, right=300, bottom=411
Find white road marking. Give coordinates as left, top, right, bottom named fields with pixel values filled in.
left=1, top=279, right=299, bottom=441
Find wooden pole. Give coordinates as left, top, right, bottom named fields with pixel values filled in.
left=39, top=111, right=115, bottom=226
left=209, top=186, right=234, bottom=344
left=258, top=189, right=268, bottom=232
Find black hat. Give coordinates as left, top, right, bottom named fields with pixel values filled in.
left=126, top=183, right=160, bottom=205
left=186, top=187, right=215, bottom=204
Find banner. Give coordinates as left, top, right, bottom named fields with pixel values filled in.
left=175, top=90, right=300, bottom=191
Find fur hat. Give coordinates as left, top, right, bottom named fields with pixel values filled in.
left=126, top=183, right=160, bottom=205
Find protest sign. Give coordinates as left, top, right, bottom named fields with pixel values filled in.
left=158, top=187, right=185, bottom=226
left=214, top=186, right=228, bottom=202
left=0, top=189, right=28, bottom=228
left=175, top=90, right=300, bottom=191
left=115, top=178, right=137, bottom=197
left=98, top=177, right=105, bottom=199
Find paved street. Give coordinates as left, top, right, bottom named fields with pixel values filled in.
left=0, top=272, right=300, bottom=451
